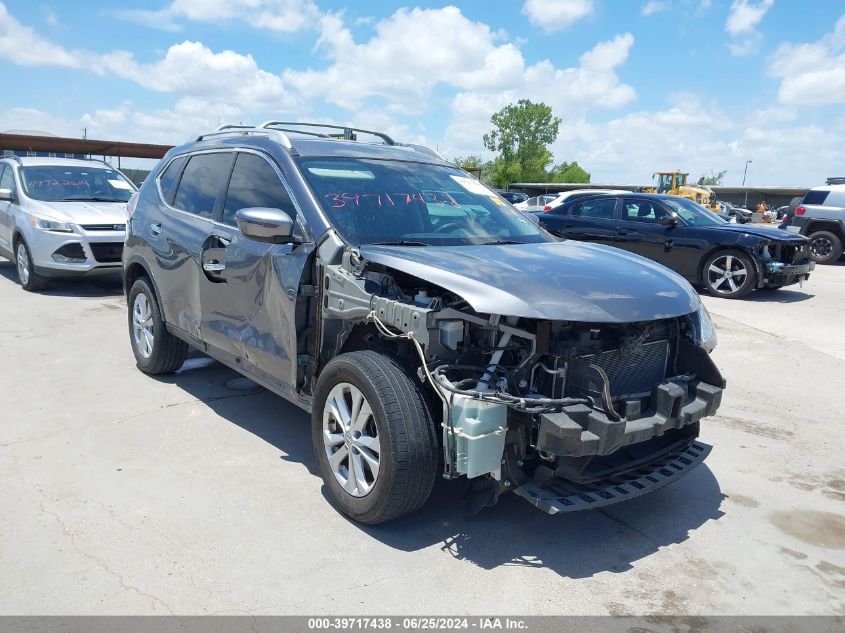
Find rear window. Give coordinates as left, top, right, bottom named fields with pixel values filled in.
left=802, top=190, right=830, bottom=205
left=172, top=153, right=234, bottom=218
left=159, top=155, right=187, bottom=205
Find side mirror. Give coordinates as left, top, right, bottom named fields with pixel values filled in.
left=658, top=212, right=679, bottom=226
left=0, top=188, right=13, bottom=202
left=524, top=212, right=541, bottom=225
left=236, top=207, right=296, bottom=244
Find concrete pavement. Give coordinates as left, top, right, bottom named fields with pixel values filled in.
left=0, top=260, right=843, bottom=615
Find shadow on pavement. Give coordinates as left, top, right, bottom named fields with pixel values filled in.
left=745, top=288, right=815, bottom=303
left=159, top=355, right=726, bottom=579
left=0, top=260, right=123, bottom=297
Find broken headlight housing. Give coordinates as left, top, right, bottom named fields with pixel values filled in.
left=689, top=304, right=717, bottom=353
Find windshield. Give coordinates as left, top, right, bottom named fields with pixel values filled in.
left=21, top=165, right=136, bottom=202
left=663, top=197, right=727, bottom=226
left=298, top=158, right=550, bottom=246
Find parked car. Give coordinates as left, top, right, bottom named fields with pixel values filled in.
left=542, top=189, right=630, bottom=212
left=782, top=185, right=845, bottom=264
left=716, top=200, right=752, bottom=224
left=514, top=194, right=557, bottom=211
left=0, top=156, right=136, bottom=291
left=124, top=121, right=724, bottom=524
left=498, top=191, right=528, bottom=205
left=534, top=192, right=814, bottom=299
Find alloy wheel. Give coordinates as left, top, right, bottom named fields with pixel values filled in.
left=707, top=254, right=748, bottom=295
left=16, top=243, right=30, bottom=286
left=132, top=292, right=155, bottom=359
left=322, top=382, right=381, bottom=497
left=810, top=236, right=833, bottom=259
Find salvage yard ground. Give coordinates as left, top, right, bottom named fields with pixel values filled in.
left=0, top=260, right=843, bottom=615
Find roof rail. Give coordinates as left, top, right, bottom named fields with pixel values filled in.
left=257, top=121, right=397, bottom=145
left=3, top=154, right=22, bottom=164
left=195, top=126, right=292, bottom=148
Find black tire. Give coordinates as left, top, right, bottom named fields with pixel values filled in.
left=13, top=238, right=47, bottom=291
left=702, top=249, right=756, bottom=299
left=807, top=230, right=843, bottom=264
left=312, top=351, right=439, bottom=524
left=127, top=277, right=188, bottom=374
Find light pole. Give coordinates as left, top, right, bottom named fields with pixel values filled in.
left=742, top=160, right=752, bottom=207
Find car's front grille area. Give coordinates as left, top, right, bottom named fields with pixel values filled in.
left=770, top=243, right=810, bottom=265
left=52, top=243, right=86, bottom=263
left=90, top=242, right=124, bottom=263
left=81, top=224, right=126, bottom=232
left=567, top=340, right=670, bottom=400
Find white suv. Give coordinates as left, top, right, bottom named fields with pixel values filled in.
left=0, top=156, right=137, bottom=290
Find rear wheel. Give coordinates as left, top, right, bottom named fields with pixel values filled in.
left=312, top=351, right=439, bottom=524
left=14, top=239, right=47, bottom=291
left=807, top=230, right=843, bottom=264
left=128, top=277, right=188, bottom=374
left=703, top=249, right=756, bottom=299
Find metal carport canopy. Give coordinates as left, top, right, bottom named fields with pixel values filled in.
left=0, top=133, right=173, bottom=160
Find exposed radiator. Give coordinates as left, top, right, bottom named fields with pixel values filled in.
left=566, top=339, right=670, bottom=400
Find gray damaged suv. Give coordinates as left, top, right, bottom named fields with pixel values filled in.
left=124, top=122, right=724, bottom=524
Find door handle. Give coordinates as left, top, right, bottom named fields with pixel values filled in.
left=149, top=222, right=163, bottom=236
left=617, top=229, right=628, bottom=235
left=202, top=261, right=226, bottom=273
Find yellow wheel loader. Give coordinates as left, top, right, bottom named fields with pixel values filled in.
left=641, top=171, right=719, bottom=211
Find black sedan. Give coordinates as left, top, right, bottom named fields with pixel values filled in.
left=534, top=192, right=814, bottom=299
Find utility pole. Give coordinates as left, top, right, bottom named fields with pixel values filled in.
left=742, top=160, right=752, bottom=207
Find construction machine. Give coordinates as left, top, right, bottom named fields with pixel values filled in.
left=641, top=171, right=719, bottom=211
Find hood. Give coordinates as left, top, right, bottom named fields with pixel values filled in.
left=359, top=241, right=701, bottom=323
left=30, top=200, right=128, bottom=225
left=700, top=223, right=807, bottom=242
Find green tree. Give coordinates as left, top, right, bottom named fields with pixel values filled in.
left=483, top=99, right=561, bottom=186
left=698, top=169, right=727, bottom=186
left=548, top=161, right=591, bottom=183
left=452, top=155, right=485, bottom=169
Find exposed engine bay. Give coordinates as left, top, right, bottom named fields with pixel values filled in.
left=315, top=246, right=724, bottom=515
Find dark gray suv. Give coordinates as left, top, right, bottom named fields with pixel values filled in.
left=124, top=122, right=725, bottom=524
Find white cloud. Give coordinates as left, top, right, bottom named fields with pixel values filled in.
left=0, top=2, right=81, bottom=67
left=725, top=0, right=773, bottom=55
left=770, top=15, right=845, bottom=106
left=285, top=8, right=528, bottom=113
left=100, top=41, right=296, bottom=111
left=118, top=0, right=320, bottom=33
left=642, top=1, right=671, bottom=16
left=522, top=0, right=595, bottom=32
left=725, top=0, right=774, bottom=35
left=441, top=34, right=636, bottom=160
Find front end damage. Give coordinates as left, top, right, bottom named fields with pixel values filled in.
left=314, top=244, right=725, bottom=516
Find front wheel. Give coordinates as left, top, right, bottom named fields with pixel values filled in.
left=312, top=351, right=439, bottom=524
left=807, top=230, right=843, bottom=264
left=15, top=239, right=47, bottom=291
left=703, top=249, right=756, bottom=299
left=127, top=277, right=188, bottom=374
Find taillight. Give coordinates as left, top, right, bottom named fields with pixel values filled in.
left=795, top=206, right=805, bottom=215
left=543, top=205, right=551, bottom=211
left=127, top=192, right=139, bottom=218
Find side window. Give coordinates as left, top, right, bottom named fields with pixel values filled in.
left=0, top=165, right=16, bottom=195
left=572, top=198, right=616, bottom=219
left=172, top=153, right=234, bottom=218
left=158, top=155, right=187, bottom=206
left=622, top=198, right=668, bottom=223
left=222, top=153, right=295, bottom=227
left=801, top=190, right=829, bottom=206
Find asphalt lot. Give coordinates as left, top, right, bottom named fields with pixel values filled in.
left=1, top=259, right=843, bottom=616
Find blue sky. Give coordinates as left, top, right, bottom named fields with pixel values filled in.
left=1, top=0, right=843, bottom=185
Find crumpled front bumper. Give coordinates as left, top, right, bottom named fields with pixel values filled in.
left=514, top=439, right=712, bottom=514
left=764, top=260, right=814, bottom=280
